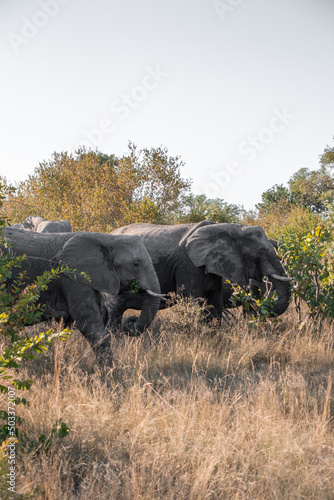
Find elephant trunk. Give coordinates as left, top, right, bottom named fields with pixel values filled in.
left=261, top=255, right=292, bottom=316
left=134, top=268, right=162, bottom=333
left=269, top=276, right=292, bottom=316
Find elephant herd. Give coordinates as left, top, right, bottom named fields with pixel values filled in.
left=1, top=216, right=292, bottom=363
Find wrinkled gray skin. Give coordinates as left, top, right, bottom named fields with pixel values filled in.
left=11, top=215, right=72, bottom=233
left=2, top=228, right=162, bottom=362
left=110, top=222, right=291, bottom=326
left=249, top=239, right=280, bottom=296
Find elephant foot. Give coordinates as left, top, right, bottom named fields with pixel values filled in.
left=122, top=315, right=141, bottom=336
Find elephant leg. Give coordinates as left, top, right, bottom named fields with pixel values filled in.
left=103, top=293, right=134, bottom=334
left=174, top=267, right=224, bottom=323
left=101, top=293, right=126, bottom=333
left=76, top=299, right=113, bottom=364
left=103, top=292, right=151, bottom=336
left=205, top=289, right=224, bottom=323
left=59, top=280, right=113, bottom=365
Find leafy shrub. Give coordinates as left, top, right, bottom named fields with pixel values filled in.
left=229, top=281, right=279, bottom=325
left=0, top=182, right=71, bottom=496
left=280, top=225, right=334, bottom=320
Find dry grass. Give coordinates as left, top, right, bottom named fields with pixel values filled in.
left=3, top=301, right=334, bottom=499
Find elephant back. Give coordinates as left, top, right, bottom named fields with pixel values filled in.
left=2, top=228, right=72, bottom=259
left=111, top=221, right=216, bottom=260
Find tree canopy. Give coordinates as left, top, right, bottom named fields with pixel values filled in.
left=172, top=194, right=241, bottom=224
left=256, top=166, right=334, bottom=216
left=2, top=139, right=334, bottom=238
left=243, top=140, right=334, bottom=238
left=4, top=144, right=191, bottom=231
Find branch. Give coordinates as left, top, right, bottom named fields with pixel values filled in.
left=2, top=199, right=36, bottom=209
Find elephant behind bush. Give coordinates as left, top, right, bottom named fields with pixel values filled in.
left=11, top=215, right=72, bottom=233
left=110, top=221, right=292, bottom=327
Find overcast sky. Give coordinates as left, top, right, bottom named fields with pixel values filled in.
left=1, top=0, right=333, bottom=209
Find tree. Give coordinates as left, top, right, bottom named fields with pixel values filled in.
left=243, top=204, right=323, bottom=240
left=172, top=194, right=241, bottom=224
left=255, top=184, right=291, bottom=214
left=5, top=144, right=191, bottom=231
left=118, top=143, right=191, bottom=225
left=245, top=140, right=334, bottom=237
left=258, top=140, right=334, bottom=216
left=4, top=149, right=121, bottom=231
left=256, top=165, right=334, bottom=217
left=288, top=166, right=334, bottom=214
left=319, top=138, right=334, bottom=170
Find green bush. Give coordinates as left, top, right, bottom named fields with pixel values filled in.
left=0, top=183, right=71, bottom=497
left=229, top=281, right=279, bottom=326
left=280, top=225, right=334, bottom=320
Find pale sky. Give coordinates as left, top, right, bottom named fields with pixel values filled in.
left=1, top=0, right=333, bottom=209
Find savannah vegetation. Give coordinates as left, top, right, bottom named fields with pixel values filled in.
left=0, top=139, right=334, bottom=499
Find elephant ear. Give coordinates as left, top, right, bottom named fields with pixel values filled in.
left=184, top=225, right=247, bottom=286
left=57, top=233, right=120, bottom=294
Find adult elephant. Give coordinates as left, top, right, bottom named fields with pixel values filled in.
left=2, top=228, right=163, bottom=361
left=111, top=221, right=291, bottom=325
left=11, top=215, right=72, bottom=233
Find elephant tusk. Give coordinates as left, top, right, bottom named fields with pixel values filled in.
left=270, top=273, right=293, bottom=282
left=145, top=289, right=167, bottom=301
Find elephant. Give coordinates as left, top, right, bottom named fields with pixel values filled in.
left=11, top=215, right=72, bottom=233
left=110, top=221, right=292, bottom=326
left=1, top=227, right=164, bottom=362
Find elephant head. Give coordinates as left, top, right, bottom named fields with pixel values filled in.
left=57, top=232, right=163, bottom=333
left=183, top=223, right=291, bottom=316
left=22, top=216, right=46, bottom=231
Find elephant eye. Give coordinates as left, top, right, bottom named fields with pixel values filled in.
left=133, top=261, right=139, bottom=267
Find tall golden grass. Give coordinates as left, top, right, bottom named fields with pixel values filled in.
left=5, top=301, right=334, bottom=499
